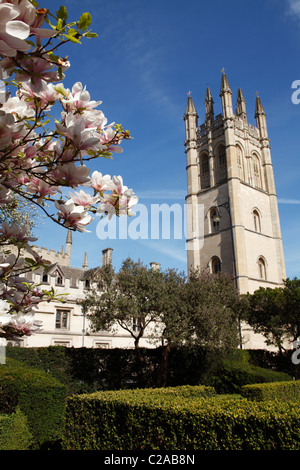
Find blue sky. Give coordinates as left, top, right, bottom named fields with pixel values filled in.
left=33, top=0, right=300, bottom=278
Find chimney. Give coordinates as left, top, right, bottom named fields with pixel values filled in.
left=102, top=248, right=113, bottom=266
left=150, top=262, right=161, bottom=271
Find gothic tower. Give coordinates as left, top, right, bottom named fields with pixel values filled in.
left=184, top=73, right=286, bottom=295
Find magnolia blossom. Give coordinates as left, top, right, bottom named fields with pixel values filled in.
left=55, top=199, right=93, bottom=231
left=3, top=312, right=42, bottom=338
left=89, top=171, right=113, bottom=193
left=27, top=177, right=61, bottom=203
left=1, top=95, right=35, bottom=119
left=0, top=1, right=31, bottom=57
left=14, top=55, right=69, bottom=92
left=0, top=110, right=26, bottom=148
left=50, top=162, right=91, bottom=186
left=0, top=221, right=37, bottom=243
left=56, top=113, right=101, bottom=153
left=62, top=82, right=102, bottom=112
left=69, top=189, right=99, bottom=207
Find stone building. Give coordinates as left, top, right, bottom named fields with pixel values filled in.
left=184, top=73, right=287, bottom=348
left=11, top=231, right=157, bottom=349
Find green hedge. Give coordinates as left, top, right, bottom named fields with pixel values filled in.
left=210, top=352, right=291, bottom=394
left=0, top=358, right=67, bottom=448
left=63, top=385, right=300, bottom=450
left=0, top=408, right=33, bottom=450
left=241, top=380, right=300, bottom=402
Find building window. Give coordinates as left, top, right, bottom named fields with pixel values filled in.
left=133, top=317, right=142, bottom=332
left=200, top=152, right=210, bottom=189
left=236, top=145, right=244, bottom=181
left=253, top=209, right=261, bottom=232
left=55, top=271, right=63, bottom=286
left=42, top=273, right=48, bottom=283
left=253, top=154, right=262, bottom=189
left=211, top=256, right=221, bottom=274
left=84, top=279, right=90, bottom=289
left=53, top=341, right=70, bottom=347
left=209, top=207, right=219, bottom=233
left=95, top=342, right=110, bottom=349
left=55, top=309, right=70, bottom=329
left=258, top=257, right=266, bottom=280
left=217, top=145, right=227, bottom=183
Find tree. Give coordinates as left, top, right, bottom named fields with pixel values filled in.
left=0, top=1, right=137, bottom=340
left=183, top=269, right=240, bottom=351
left=246, top=278, right=300, bottom=353
left=83, top=258, right=165, bottom=351
left=83, top=262, right=240, bottom=387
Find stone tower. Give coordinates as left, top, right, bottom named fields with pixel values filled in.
left=184, top=73, right=286, bottom=294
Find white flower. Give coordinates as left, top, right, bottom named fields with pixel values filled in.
left=0, top=2, right=31, bottom=57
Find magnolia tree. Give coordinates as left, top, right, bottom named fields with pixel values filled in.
left=0, top=0, right=137, bottom=340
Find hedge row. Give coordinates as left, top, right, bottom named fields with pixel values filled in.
left=241, top=380, right=300, bottom=402
left=5, top=346, right=293, bottom=395
left=0, top=358, right=67, bottom=449
left=0, top=408, right=33, bottom=450
left=63, top=385, right=300, bottom=450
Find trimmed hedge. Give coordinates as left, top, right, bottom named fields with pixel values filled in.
left=0, top=358, right=67, bottom=448
left=241, top=380, right=300, bottom=402
left=0, top=408, right=33, bottom=450
left=63, top=385, right=300, bottom=450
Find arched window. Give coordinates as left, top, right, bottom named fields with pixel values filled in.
left=211, top=256, right=221, bottom=274
left=252, top=154, right=262, bottom=189
left=236, top=145, right=245, bottom=181
left=216, top=144, right=227, bottom=183
left=252, top=209, right=261, bottom=233
left=209, top=207, right=219, bottom=233
left=258, top=257, right=267, bottom=280
left=200, top=152, right=210, bottom=189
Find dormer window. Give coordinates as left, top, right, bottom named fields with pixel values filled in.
left=42, top=273, right=48, bottom=283
left=55, top=271, right=63, bottom=286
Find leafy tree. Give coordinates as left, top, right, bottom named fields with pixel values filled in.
left=245, top=278, right=300, bottom=353
left=83, top=261, right=241, bottom=387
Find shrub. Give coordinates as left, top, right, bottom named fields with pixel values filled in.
left=210, top=351, right=291, bottom=394
left=0, top=358, right=67, bottom=448
left=63, top=386, right=300, bottom=450
left=0, top=408, right=33, bottom=450
left=241, top=380, right=300, bottom=402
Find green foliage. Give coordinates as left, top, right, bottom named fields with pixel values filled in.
left=0, top=408, right=33, bottom=450
left=246, top=277, right=300, bottom=351
left=0, top=358, right=67, bottom=448
left=63, top=385, right=300, bottom=450
left=209, top=350, right=291, bottom=394
left=241, top=380, right=300, bottom=402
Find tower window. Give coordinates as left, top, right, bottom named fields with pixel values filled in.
left=216, top=145, right=227, bottom=183
left=200, top=152, right=210, bottom=189
left=236, top=145, right=244, bottom=181
left=258, top=257, right=266, bottom=280
left=253, top=209, right=261, bottom=233
left=210, top=207, right=219, bottom=233
left=211, top=256, right=221, bottom=274
left=253, top=154, right=262, bottom=189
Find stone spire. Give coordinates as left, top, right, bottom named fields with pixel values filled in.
left=220, top=72, right=233, bottom=119
left=205, top=87, right=214, bottom=124
left=255, top=94, right=268, bottom=139
left=236, top=88, right=247, bottom=124
left=82, top=252, right=88, bottom=270
left=184, top=94, right=198, bottom=143
left=65, top=229, right=72, bottom=265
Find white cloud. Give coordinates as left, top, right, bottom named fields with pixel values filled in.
left=278, top=198, right=300, bottom=204
left=287, top=0, right=300, bottom=17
